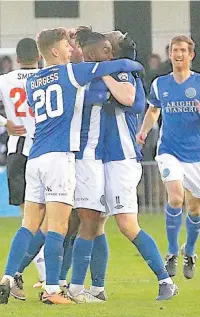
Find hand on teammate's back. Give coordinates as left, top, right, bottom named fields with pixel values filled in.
left=136, top=131, right=147, bottom=144
left=5, top=120, right=26, bottom=136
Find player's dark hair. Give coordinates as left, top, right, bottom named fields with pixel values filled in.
left=16, top=38, right=39, bottom=63
left=76, top=27, right=107, bottom=48
left=36, top=27, right=69, bottom=56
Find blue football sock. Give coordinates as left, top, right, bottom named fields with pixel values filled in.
left=59, top=234, right=76, bottom=281
left=185, top=214, right=200, bottom=256
left=5, top=227, right=33, bottom=276
left=18, top=229, right=45, bottom=273
left=132, top=230, right=169, bottom=281
left=165, top=203, right=182, bottom=255
left=90, top=233, right=109, bottom=287
left=44, top=231, right=64, bottom=285
left=71, top=237, right=93, bottom=285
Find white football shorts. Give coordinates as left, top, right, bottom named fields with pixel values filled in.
left=74, top=159, right=105, bottom=212
left=156, top=153, right=200, bottom=198
left=104, top=158, right=142, bottom=215
left=25, top=152, right=76, bottom=205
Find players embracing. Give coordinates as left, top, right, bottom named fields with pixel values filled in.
left=0, top=27, right=144, bottom=305
left=66, top=28, right=178, bottom=303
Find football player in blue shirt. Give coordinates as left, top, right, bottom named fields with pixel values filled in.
left=102, top=32, right=178, bottom=301
left=0, top=27, right=144, bottom=305
left=68, top=29, right=138, bottom=303
left=137, top=35, right=200, bottom=280
left=66, top=29, right=177, bottom=302
left=55, top=27, right=148, bottom=301
left=58, top=28, right=147, bottom=301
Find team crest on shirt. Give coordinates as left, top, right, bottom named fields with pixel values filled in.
left=162, top=168, right=170, bottom=178
left=185, top=87, right=196, bottom=98
left=117, top=73, right=128, bottom=81
left=100, top=195, right=106, bottom=206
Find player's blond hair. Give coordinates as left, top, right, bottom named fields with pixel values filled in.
left=103, top=30, right=126, bottom=58
left=36, top=27, right=69, bottom=57
left=170, top=35, right=195, bottom=53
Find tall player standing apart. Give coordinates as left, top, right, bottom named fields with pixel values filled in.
left=0, top=38, right=46, bottom=299
left=0, top=27, right=144, bottom=305
left=137, top=35, right=200, bottom=279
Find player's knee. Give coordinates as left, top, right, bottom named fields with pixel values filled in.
left=23, top=222, right=39, bottom=234
left=40, top=217, right=48, bottom=233
left=168, top=195, right=184, bottom=208
left=79, top=221, right=99, bottom=240
left=116, top=214, right=140, bottom=241
left=48, top=220, right=69, bottom=235
left=187, top=201, right=200, bottom=216
left=96, top=217, right=108, bottom=236
left=118, top=224, right=140, bottom=241
left=67, top=209, right=80, bottom=236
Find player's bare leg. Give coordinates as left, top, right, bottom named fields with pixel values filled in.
left=0, top=202, right=45, bottom=303
left=115, top=213, right=178, bottom=300
left=164, top=180, right=184, bottom=277
left=181, top=189, right=200, bottom=279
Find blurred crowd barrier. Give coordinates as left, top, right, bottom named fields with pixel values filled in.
left=138, top=162, right=167, bottom=213
left=0, top=167, right=20, bottom=217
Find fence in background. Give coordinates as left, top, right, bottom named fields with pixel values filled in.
left=0, top=167, right=20, bottom=217
left=138, top=161, right=167, bottom=213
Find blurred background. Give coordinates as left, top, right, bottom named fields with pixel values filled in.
left=0, top=0, right=198, bottom=216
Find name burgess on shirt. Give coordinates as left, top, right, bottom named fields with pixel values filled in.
left=30, top=73, right=59, bottom=89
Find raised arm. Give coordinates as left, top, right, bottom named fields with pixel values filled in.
left=70, top=59, right=144, bottom=86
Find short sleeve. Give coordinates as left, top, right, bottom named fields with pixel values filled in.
left=147, top=78, right=161, bottom=108
left=113, top=72, right=136, bottom=86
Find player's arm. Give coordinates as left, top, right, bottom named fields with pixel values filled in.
left=0, top=115, right=26, bottom=135
left=84, top=90, right=110, bottom=106
left=70, top=59, right=144, bottom=86
left=136, top=78, right=161, bottom=144
left=120, top=76, right=146, bottom=114
left=102, top=75, right=135, bottom=106
left=84, top=80, right=110, bottom=106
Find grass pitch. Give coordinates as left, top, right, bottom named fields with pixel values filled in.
left=0, top=214, right=199, bottom=317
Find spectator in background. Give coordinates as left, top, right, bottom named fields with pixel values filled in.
left=144, top=53, right=162, bottom=94
left=144, top=45, right=172, bottom=94
left=148, top=53, right=161, bottom=71
left=156, top=44, right=172, bottom=76
left=0, top=56, right=13, bottom=74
